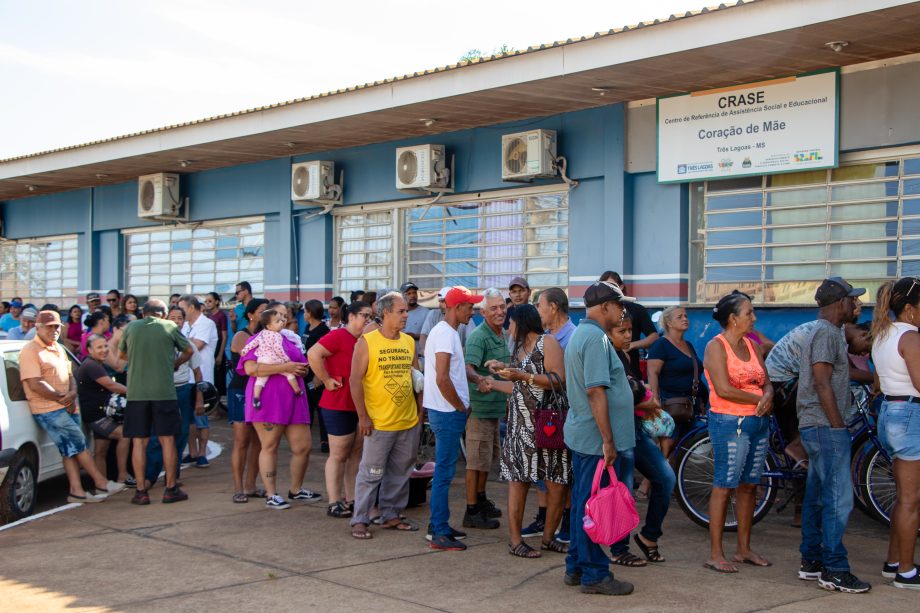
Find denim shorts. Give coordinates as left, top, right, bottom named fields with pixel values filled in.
left=193, top=414, right=210, bottom=429
left=33, top=408, right=87, bottom=458
left=708, top=411, right=769, bottom=488
left=878, top=400, right=920, bottom=461
left=227, top=389, right=246, bottom=424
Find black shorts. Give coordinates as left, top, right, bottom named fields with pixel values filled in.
left=124, top=400, right=182, bottom=438
left=321, top=408, right=358, bottom=436
left=89, top=416, right=120, bottom=440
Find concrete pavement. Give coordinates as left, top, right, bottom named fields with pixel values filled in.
left=1, top=418, right=914, bottom=612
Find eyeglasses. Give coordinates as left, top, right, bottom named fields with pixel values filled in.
left=357, top=312, right=372, bottom=319
left=107, top=298, right=118, bottom=303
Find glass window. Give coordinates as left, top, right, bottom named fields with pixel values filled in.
left=334, top=211, right=394, bottom=294
left=125, top=220, right=263, bottom=303
left=0, top=235, right=78, bottom=305
left=403, top=192, right=568, bottom=294
left=693, top=154, right=920, bottom=304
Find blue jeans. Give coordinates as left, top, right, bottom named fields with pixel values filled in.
left=428, top=409, right=468, bottom=536
left=611, top=424, right=676, bottom=555
left=799, top=426, right=853, bottom=572
left=565, top=451, right=612, bottom=585
left=145, top=384, right=193, bottom=484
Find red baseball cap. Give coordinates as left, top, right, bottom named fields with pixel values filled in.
left=444, top=286, right=484, bottom=307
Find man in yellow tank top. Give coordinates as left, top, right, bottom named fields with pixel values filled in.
left=348, top=292, right=422, bottom=539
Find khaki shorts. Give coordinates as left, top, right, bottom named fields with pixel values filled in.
left=465, top=416, right=500, bottom=472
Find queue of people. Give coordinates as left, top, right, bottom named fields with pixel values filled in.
left=6, top=270, right=920, bottom=597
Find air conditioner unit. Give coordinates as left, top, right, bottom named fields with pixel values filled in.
left=501, top=129, right=557, bottom=181
left=137, top=173, right=181, bottom=218
left=395, top=144, right=450, bottom=191
left=291, top=161, right=340, bottom=204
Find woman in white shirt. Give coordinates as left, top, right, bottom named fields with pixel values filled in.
left=870, top=277, right=920, bottom=589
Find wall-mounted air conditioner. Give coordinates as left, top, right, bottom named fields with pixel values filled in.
left=137, top=173, right=181, bottom=219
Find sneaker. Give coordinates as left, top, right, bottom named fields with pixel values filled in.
left=463, top=507, right=500, bottom=529
left=556, top=511, right=571, bottom=544
left=893, top=568, right=920, bottom=590
left=131, top=490, right=151, bottom=505
left=162, top=486, right=189, bottom=504
left=479, top=497, right=502, bottom=518
left=195, top=456, right=210, bottom=469
left=67, top=492, right=106, bottom=504
left=181, top=455, right=195, bottom=467
left=798, top=559, right=823, bottom=581
left=288, top=488, right=322, bottom=502
left=521, top=518, right=545, bottom=538
left=425, top=523, right=467, bottom=541
left=101, top=480, right=126, bottom=495
left=266, top=495, right=291, bottom=510
left=818, top=571, right=871, bottom=593
left=882, top=562, right=899, bottom=579
left=564, top=570, right=582, bottom=586
left=580, top=575, right=634, bottom=596
left=429, top=534, right=467, bottom=551
left=123, top=475, right=137, bottom=489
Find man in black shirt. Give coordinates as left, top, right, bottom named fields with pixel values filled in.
left=599, top=272, right=658, bottom=381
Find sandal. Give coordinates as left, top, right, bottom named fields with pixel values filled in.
left=232, top=491, right=248, bottom=504
left=327, top=500, right=353, bottom=518
left=508, top=542, right=542, bottom=558
left=245, top=488, right=267, bottom=498
left=703, top=560, right=738, bottom=574
left=611, top=552, right=647, bottom=567
left=633, top=534, right=665, bottom=563
left=351, top=524, right=373, bottom=540
left=381, top=519, right=418, bottom=531
left=541, top=538, right=569, bottom=554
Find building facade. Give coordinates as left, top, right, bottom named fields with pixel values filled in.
left=2, top=0, right=919, bottom=346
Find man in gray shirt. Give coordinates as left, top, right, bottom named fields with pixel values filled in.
left=795, top=277, right=870, bottom=594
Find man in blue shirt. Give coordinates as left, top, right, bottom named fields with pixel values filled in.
left=563, top=281, right=636, bottom=597
left=0, top=298, right=23, bottom=332
left=7, top=307, right=37, bottom=340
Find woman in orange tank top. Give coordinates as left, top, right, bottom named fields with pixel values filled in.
left=702, top=290, right=774, bottom=574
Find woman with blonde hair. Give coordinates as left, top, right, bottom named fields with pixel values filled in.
left=870, top=278, right=920, bottom=588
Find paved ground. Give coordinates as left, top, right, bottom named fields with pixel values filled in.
left=2, top=417, right=915, bottom=612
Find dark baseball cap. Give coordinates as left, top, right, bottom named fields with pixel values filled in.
left=583, top=281, right=635, bottom=308
left=9, top=299, right=22, bottom=308
left=86, top=292, right=101, bottom=303
left=815, top=277, right=866, bottom=307
left=399, top=282, right=419, bottom=293
left=509, top=276, right=529, bottom=290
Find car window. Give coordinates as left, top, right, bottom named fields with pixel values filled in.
left=4, top=350, right=27, bottom=402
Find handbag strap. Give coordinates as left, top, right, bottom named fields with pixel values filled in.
left=591, top=458, right=618, bottom=496
left=690, top=348, right=699, bottom=405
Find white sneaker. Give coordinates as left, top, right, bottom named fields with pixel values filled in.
left=102, top=480, right=127, bottom=496
left=68, top=492, right=106, bottom=503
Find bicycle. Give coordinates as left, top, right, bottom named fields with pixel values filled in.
left=674, top=385, right=894, bottom=530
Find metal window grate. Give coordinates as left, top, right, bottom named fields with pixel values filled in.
left=691, top=156, right=920, bottom=304
left=334, top=210, right=394, bottom=295
left=124, top=220, right=264, bottom=300
left=0, top=235, right=78, bottom=306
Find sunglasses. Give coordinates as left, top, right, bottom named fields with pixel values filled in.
left=107, top=298, right=118, bottom=303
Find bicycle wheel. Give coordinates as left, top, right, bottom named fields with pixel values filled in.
left=849, top=431, right=872, bottom=515
left=675, top=430, right=778, bottom=531
left=417, top=423, right=436, bottom=466
left=859, top=446, right=896, bottom=527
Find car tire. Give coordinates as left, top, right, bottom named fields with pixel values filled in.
left=0, top=452, right=37, bottom=523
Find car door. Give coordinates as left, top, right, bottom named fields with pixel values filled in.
left=2, top=348, right=64, bottom=478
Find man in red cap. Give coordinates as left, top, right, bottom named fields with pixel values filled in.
left=20, top=310, right=126, bottom=503
left=424, top=286, right=483, bottom=550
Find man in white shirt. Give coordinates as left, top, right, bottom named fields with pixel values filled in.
left=178, top=295, right=218, bottom=468
left=424, top=286, right=482, bottom=551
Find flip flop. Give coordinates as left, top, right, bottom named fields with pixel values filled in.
left=703, top=561, right=739, bottom=574
left=245, top=488, right=267, bottom=498
left=382, top=520, right=418, bottom=532
left=733, top=556, right=772, bottom=567
left=351, top=524, right=373, bottom=540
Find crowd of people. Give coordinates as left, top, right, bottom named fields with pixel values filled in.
left=4, top=270, right=919, bottom=596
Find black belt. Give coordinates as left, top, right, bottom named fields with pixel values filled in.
left=883, top=395, right=920, bottom=403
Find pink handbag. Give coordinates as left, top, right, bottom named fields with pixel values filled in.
left=582, top=459, right=640, bottom=546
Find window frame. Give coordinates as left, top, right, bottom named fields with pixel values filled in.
left=0, top=234, right=79, bottom=306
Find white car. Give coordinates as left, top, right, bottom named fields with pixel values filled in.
left=0, top=339, right=78, bottom=522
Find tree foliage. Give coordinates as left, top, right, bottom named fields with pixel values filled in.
left=459, top=44, right=515, bottom=62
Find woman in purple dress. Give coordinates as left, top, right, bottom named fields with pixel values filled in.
left=237, top=306, right=318, bottom=510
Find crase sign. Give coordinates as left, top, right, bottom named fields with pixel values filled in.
left=718, top=91, right=765, bottom=108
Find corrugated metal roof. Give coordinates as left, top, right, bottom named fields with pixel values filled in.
left=0, top=0, right=757, bottom=164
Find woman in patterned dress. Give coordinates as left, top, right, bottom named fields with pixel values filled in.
left=486, top=304, right=570, bottom=558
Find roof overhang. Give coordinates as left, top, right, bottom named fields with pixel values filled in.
left=3, top=0, right=920, bottom=201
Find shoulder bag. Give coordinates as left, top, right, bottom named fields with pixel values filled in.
left=662, top=350, right=699, bottom=424
left=533, top=371, right=568, bottom=449
left=583, top=459, right=640, bottom=546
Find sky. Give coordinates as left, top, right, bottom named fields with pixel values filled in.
left=0, top=0, right=707, bottom=160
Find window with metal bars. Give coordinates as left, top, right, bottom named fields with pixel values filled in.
left=690, top=155, right=920, bottom=304
left=0, top=235, right=79, bottom=306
